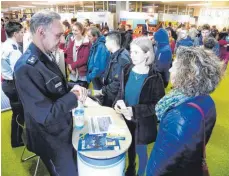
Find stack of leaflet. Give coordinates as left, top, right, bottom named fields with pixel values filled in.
left=88, top=115, right=113, bottom=134
left=78, top=133, right=123, bottom=151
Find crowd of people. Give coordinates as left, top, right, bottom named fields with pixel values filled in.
left=1, top=10, right=228, bottom=176
left=165, top=22, right=229, bottom=63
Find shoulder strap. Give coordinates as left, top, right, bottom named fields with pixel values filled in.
left=187, top=102, right=206, bottom=159
left=26, top=55, right=38, bottom=66
left=187, top=102, right=204, bottom=118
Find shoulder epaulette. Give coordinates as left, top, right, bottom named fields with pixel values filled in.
left=12, top=44, right=17, bottom=50
left=26, top=55, right=38, bottom=66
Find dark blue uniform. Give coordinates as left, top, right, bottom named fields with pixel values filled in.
left=14, top=43, right=78, bottom=176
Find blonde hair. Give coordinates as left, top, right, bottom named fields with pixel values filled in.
left=130, top=36, right=154, bottom=66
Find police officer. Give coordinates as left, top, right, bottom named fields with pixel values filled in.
left=1, top=21, right=24, bottom=148
left=14, top=11, right=87, bottom=176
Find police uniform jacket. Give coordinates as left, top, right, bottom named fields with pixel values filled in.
left=14, top=43, right=78, bottom=157
left=1, top=38, right=22, bottom=80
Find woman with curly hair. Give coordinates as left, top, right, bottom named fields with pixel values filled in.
left=146, top=46, right=224, bottom=176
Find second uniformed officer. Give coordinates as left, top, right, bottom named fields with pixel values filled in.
left=1, top=21, right=24, bottom=148
left=14, top=11, right=87, bottom=175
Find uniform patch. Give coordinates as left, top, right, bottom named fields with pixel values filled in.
left=27, top=56, right=38, bottom=65
left=114, top=74, right=119, bottom=78
left=12, top=44, right=17, bottom=50
left=55, top=82, right=62, bottom=88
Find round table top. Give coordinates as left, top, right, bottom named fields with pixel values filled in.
left=72, top=103, right=132, bottom=159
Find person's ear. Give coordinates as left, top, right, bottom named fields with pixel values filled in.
left=145, top=51, right=151, bottom=63
left=145, top=51, right=150, bottom=58
left=12, top=31, right=17, bottom=38
left=37, top=26, right=45, bottom=38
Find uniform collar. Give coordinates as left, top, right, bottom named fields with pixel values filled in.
left=28, top=42, right=49, bottom=62
left=28, top=42, right=65, bottom=81
left=7, top=38, right=19, bottom=48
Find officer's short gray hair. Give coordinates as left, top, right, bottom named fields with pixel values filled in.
left=30, top=10, right=61, bottom=34
left=130, top=37, right=154, bottom=66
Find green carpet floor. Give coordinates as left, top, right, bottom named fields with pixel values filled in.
left=1, top=68, right=229, bottom=176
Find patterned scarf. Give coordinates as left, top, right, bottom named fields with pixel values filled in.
left=155, top=89, right=193, bottom=121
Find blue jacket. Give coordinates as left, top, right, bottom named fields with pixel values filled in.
left=87, top=35, right=110, bottom=83
left=176, top=36, right=193, bottom=48
left=154, top=29, right=172, bottom=70
left=146, top=95, right=216, bottom=176
left=14, top=43, right=78, bottom=158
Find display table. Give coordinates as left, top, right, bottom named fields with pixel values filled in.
left=72, top=98, right=132, bottom=176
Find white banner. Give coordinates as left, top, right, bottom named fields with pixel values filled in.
left=59, top=13, right=74, bottom=22
left=76, top=12, right=110, bottom=24
left=76, top=12, right=113, bottom=30
left=198, top=8, right=229, bottom=29
left=162, top=14, right=190, bottom=23
left=120, top=11, right=158, bottom=21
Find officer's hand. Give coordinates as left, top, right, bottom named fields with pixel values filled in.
left=71, top=85, right=88, bottom=103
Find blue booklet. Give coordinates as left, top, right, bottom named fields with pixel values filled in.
left=78, top=133, right=121, bottom=151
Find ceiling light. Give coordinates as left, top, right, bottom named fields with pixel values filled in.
left=18, top=5, right=36, bottom=8
left=187, top=3, right=212, bottom=6
left=63, top=7, right=74, bottom=10
left=48, top=0, right=75, bottom=2
left=32, top=2, right=53, bottom=5
left=84, top=6, right=93, bottom=8
left=143, top=6, right=158, bottom=8
left=161, top=0, right=182, bottom=2
left=148, top=8, right=154, bottom=13
left=9, top=7, right=24, bottom=9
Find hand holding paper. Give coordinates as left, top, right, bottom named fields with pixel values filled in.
left=121, top=107, right=133, bottom=120
left=114, top=100, right=126, bottom=114
left=114, top=100, right=133, bottom=120
left=71, top=70, right=76, bottom=75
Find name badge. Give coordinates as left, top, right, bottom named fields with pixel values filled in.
left=55, top=82, right=62, bottom=88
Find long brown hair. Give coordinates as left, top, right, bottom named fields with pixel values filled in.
left=72, top=22, right=85, bottom=35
